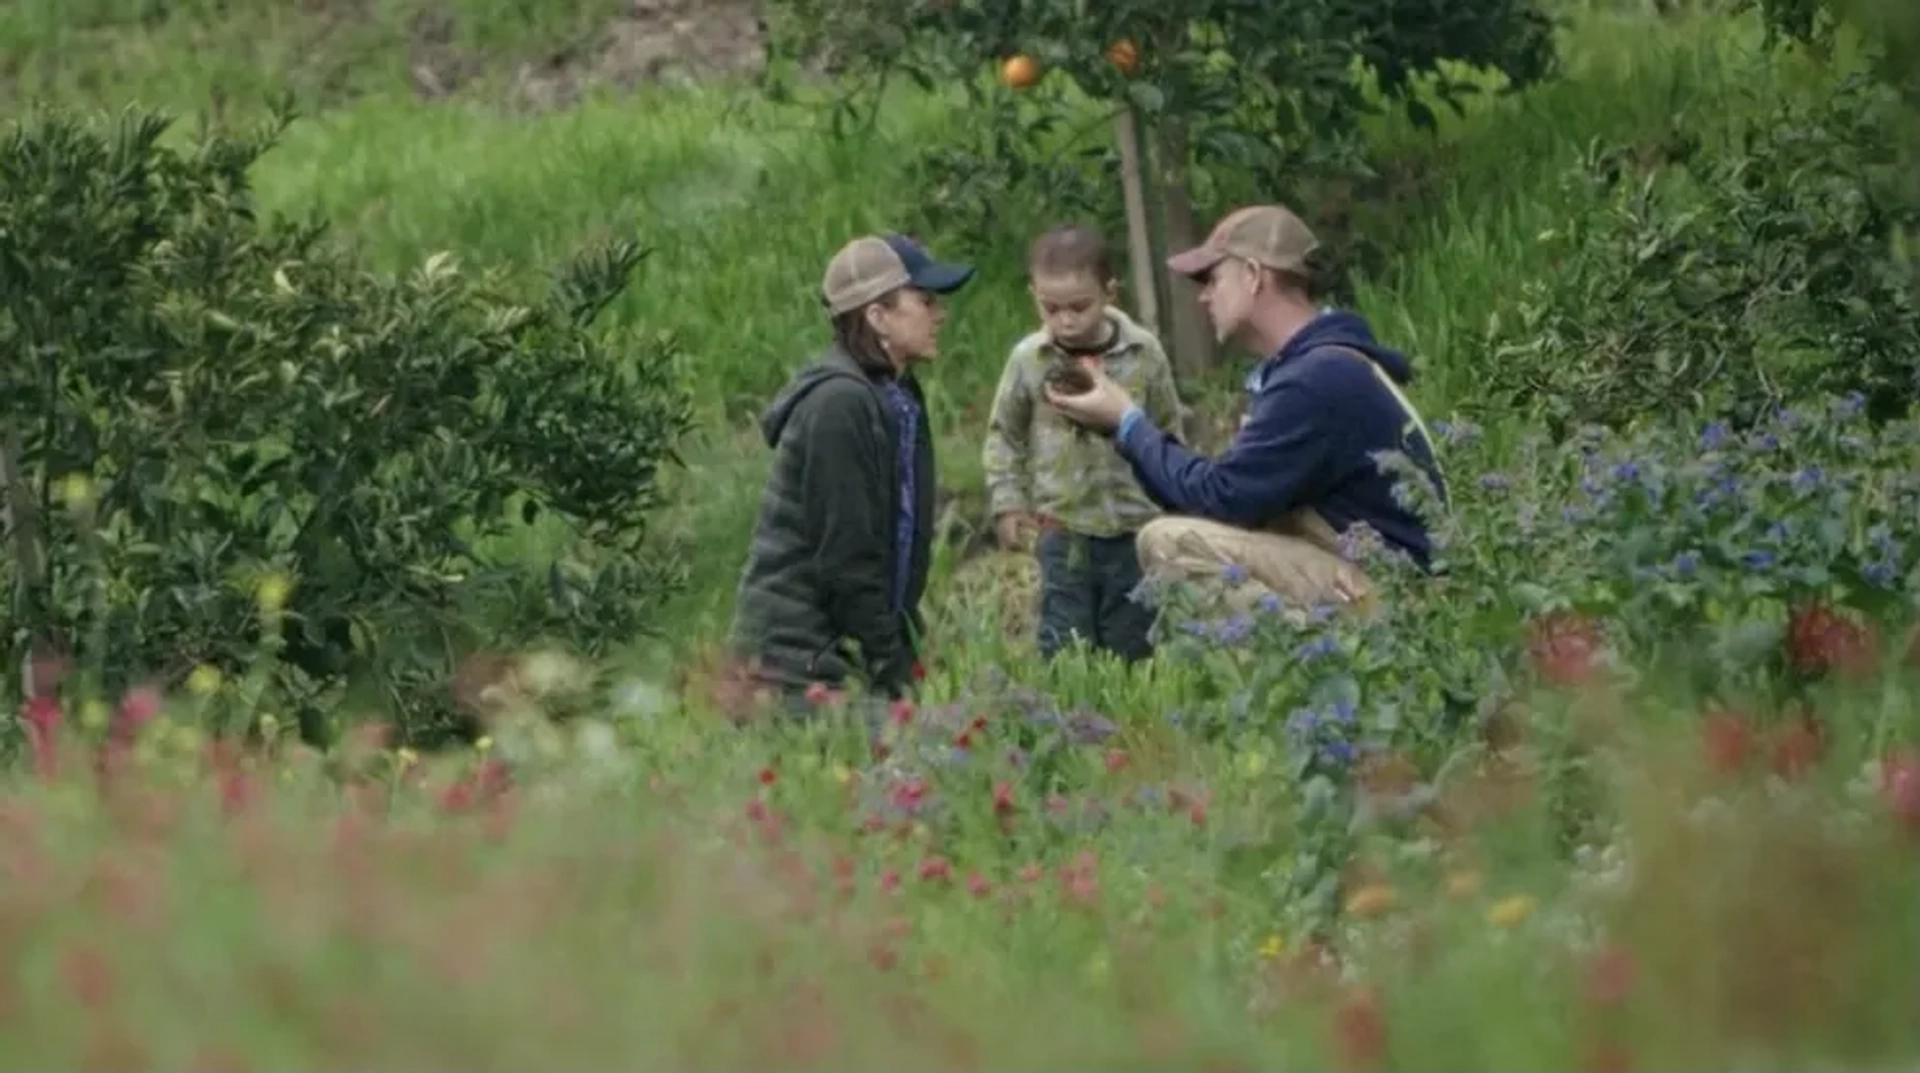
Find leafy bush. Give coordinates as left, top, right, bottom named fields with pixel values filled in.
left=1136, top=391, right=1920, bottom=935
left=0, top=104, right=692, bottom=745
left=898, top=94, right=1118, bottom=253
left=1479, top=77, right=1920, bottom=433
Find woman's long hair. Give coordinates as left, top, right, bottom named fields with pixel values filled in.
left=831, top=291, right=899, bottom=376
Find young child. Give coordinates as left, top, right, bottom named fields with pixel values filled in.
left=983, top=224, right=1187, bottom=663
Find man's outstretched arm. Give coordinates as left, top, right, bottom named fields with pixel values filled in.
left=1114, top=378, right=1336, bottom=527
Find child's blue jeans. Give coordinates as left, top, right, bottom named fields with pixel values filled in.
left=1035, top=527, right=1155, bottom=663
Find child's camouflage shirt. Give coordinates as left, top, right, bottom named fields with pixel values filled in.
left=982, top=307, right=1188, bottom=539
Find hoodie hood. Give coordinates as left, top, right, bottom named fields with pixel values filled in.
left=759, top=345, right=880, bottom=447
left=1274, top=309, right=1415, bottom=385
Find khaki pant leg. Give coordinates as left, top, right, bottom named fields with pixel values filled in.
left=1136, top=513, right=1375, bottom=620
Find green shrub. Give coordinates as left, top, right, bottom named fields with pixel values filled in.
left=0, top=104, right=692, bottom=746
left=1141, top=391, right=1920, bottom=935
left=1477, top=76, right=1919, bottom=434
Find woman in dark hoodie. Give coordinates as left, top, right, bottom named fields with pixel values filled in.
left=721, top=233, right=975, bottom=715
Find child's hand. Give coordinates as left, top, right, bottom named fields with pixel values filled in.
left=994, top=511, right=1035, bottom=551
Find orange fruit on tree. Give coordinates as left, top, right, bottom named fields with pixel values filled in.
left=1106, top=38, right=1140, bottom=75
left=1000, top=53, right=1041, bottom=90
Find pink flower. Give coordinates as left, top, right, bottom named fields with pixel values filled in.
left=890, top=778, right=928, bottom=812
left=62, top=945, right=113, bottom=1010
left=20, top=696, right=62, bottom=778
left=102, top=685, right=165, bottom=778
left=114, top=685, right=163, bottom=740
left=219, top=768, right=257, bottom=816
left=1583, top=944, right=1637, bottom=1007
left=1059, top=850, right=1101, bottom=907
left=918, top=856, right=953, bottom=883
left=1881, top=748, right=1920, bottom=837
left=992, top=780, right=1016, bottom=815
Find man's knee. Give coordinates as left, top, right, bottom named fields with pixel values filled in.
left=1136, top=515, right=1199, bottom=573
left=1137, top=514, right=1253, bottom=578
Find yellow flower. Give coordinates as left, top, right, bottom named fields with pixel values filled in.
left=1344, top=883, right=1398, bottom=919
left=1486, top=894, right=1538, bottom=928
left=475, top=735, right=494, bottom=753
left=79, top=698, right=110, bottom=732
left=255, top=573, right=293, bottom=615
left=186, top=664, right=223, bottom=697
left=1258, top=933, right=1286, bottom=960
left=395, top=747, right=419, bottom=770
left=1444, top=870, right=1484, bottom=899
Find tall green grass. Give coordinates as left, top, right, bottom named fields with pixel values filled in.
left=0, top=0, right=631, bottom=105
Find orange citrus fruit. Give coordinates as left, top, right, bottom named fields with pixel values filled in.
left=1106, top=38, right=1140, bottom=75
left=1000, top=53, right=1041, bottom=90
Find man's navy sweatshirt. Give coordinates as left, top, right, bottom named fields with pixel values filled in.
left=1114, top=310, right=1448, bottom=568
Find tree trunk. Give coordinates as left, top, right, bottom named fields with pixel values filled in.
left=1154, top=120, right=1218, bottom=378
left=2, top=423, right=46, bottom=694
left=1112, top=105, right=1160, bottom=334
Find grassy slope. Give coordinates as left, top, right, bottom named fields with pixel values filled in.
left=4, top=1, right=1852, bottom=652
left=1, top=0, right=632, bottom=104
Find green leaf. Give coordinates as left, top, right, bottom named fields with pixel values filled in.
left=1124, top=81, right=1164, bottom=114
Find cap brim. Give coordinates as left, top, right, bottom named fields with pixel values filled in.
left=909, top=261, right=975, bottom=295
left=1166, top=245, right=1227, bottom=280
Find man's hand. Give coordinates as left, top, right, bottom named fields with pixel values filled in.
left=1043, top=358, right=1136, bottom=434
left=994, top=511, right=1035, bottom=552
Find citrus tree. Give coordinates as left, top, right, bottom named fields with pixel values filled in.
left=1740, top=0, right=1920, bottom=311
left=0, top=103, right=693, bottom=747
left=1745, top=0, right=1918, bottom=93
left=764, top=0, right=1557, bottom=373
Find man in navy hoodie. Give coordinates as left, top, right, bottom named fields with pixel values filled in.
left=1043, top=204, right=1447, bottom=616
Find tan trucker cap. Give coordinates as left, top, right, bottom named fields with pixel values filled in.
left=822, top=233, right=975, bottom=316
left=1166, top=205, right=1319, bottom=280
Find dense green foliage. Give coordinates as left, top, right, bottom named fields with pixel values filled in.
left=1480, top=75, right=1920, bottom=432
left=0, top=104, right=691, bottom=744
left=763, top=0, right=1559, bottom=287
left=767, top=0, right=1557, bottom=149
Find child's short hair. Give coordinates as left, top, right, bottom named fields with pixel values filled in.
left=1028, top=224, right=1116, bottom=284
